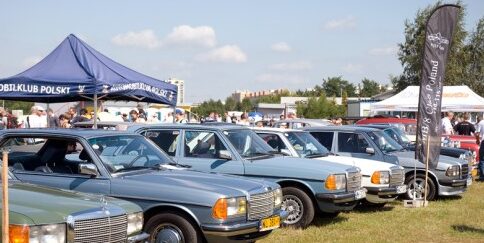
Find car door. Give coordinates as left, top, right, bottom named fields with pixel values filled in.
left=335, top=132, right=381, bottom=161
left=5, top=136, right=110, bottom=195
left=308, top=131, right=335, bottom=152
left=177, top=129, right=245, bottom=175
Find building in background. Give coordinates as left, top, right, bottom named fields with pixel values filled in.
left=231, top=88, right=288, bottom=102
left=165, top=77, right=185, bottom=105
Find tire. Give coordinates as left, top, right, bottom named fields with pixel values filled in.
left=404, top=173, right=437, bottom=201
left=145, top=212, right=203, bottom=243
left=281, top=187, right=315, bottom=228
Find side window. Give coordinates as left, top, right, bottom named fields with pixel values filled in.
left=338, top=133, right=370, bottom=153
left=257, top=133, right=287, bottom=151
left=184, top=131, right=227, bottom=159
left=145, top=130, right=180, bottom=156
left=310, top=132, right=334, bottom=149
left=2, top=137, right=89, bottom=174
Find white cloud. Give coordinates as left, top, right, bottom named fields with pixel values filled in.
left=22, top=56, right=43, bottom=67
left=111, top=29, right=160, bottom=49
left=269, top=61, right=312, bottom=71
left=324, top=16, right=356, bottom=30
left=165, top=25, right=216, bottom=48
left=369, top=46, right=399, bottom=56
left=196, top=45, right=247, bottom=63
left=271, top=42, right=291, bottom=52
left=342, top=63, right=363, bottom=73
left=255, top=73, right=305, bottom=84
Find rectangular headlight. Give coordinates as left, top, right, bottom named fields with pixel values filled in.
left=29, top=223, right=66, bottom=243
left=212, top=197, right=247, bottom=220
left=446, top=165, right=460, bottom=177
left=274, top=188, right=283, bottom=209
left=127, top=212, right=144, bottom=235
left=325, top=174, right=346, bottom=190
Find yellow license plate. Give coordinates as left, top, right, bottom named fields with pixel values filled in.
left=260, top=216, right=280, bottom=231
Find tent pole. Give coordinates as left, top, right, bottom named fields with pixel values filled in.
left=93, top=93, right=98, bottom=129
left=172, top=106, right=176, bottom=123
left=2, top=150, right=9, bottom=243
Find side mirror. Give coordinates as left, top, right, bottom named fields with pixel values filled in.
left=365, top=147, right=375, bottom=155
left=78, top=163, right=98, bottom=177
left=219, top=150, right=232, bottom=160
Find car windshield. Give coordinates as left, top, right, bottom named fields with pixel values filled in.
left=391, top=127, right=411, bottom=144
left=366, top=131, right=403, bottom=153
left=286, top=132, right=330, bottom=158
left=225, top=129, right=274, bottom=158
left=88, top=135, right=173, bottom=173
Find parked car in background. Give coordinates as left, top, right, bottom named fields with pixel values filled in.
left=355, top=117, right=480, bottom=161
left=252, top=127, right=407, bottom=207
left=1, top=170, right=147, bottom=242
left=128, top=124, right=366, bottom=228
left=272, top=119, right=332, bottom=129
left=1, top=129, right=285, bottom=243
left=304, top=126, right=471, bottom=201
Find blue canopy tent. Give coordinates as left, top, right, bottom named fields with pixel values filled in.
left=0, top=34, right=177, bottom=126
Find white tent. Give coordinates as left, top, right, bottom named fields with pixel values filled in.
left=371, top=85, right=484, bottom=112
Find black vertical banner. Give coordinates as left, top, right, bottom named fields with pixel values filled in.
left=416, top=4, right=460, bottom=169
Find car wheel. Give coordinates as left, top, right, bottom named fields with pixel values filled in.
left=281, top=187, right=315, bottom=228
left=145, top=213, right=203, bottom=243
left=404, top=174, right=436, bottom=201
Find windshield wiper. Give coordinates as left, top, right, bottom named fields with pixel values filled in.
left=305, top=152, right=329, bottom=158
left=244, top=152, right=273, bottom=159
left=114, top=166, right=154, bottom=173
left=164, top=162, right=192, bottom=168
left=267, top=151, right=289, bottom=156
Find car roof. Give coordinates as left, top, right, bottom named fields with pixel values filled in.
left=127, top=123, right=250, bottom=132
left=357, top=124, right=394, bottom=130
left=0, top=128, right=137, bottom=139
left=303, top=125, right=380, bottom=132
left=356, top=117, right=416, bottom=124
left=251, top=127, right=301, bottom=133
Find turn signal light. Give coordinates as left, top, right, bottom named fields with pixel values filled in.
left=326, top=175, right=337, bottom=190
left=9, top=224, right=29, bottom=243
left=212, top=198, right=228, bottom=220
left=371, top=171, right=381, bottom=184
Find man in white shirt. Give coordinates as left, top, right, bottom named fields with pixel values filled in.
left=24, top=106, right=47, bottom=128
left=476, top=114, right=484, bottom=143
left=441, top=112, right=454, bottom=135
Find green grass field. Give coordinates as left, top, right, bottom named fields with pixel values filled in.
left=261, top=179, right=484, bottom=243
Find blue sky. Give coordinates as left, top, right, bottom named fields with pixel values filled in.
left=0, top=0, right=482, bottom=103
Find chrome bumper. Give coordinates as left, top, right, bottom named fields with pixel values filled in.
left=128, top=232, right=150, bottom=243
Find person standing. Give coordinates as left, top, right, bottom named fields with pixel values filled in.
left=47, top=108, right=60, bottom=128
left=441, top=112, right=454, bottom=135
left=453, top=113, right=476, bottom=136
left=479, top=139, right=484, bottom=181
left=475, top=114, right=484, bottom=144
left=175, top=109, right=187, bottom=123
left=24, top=106, right=47, bottom=128
left=129, top=110, right=145, bottom=123
left=59, top=114, right=71, bottom=128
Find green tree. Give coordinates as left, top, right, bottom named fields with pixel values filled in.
left=463, top=17, right=484, bottom=96
left=191, top=99, right=225, bottom=117
left=322, top=76, right=356, bottom=97
left=296, top=93, right=345, bottom=119
left=342, top=90, right=348, bottom=115
left=360, top=78, right=381, bottom=97
left=3, top=101, right=34, bottom=114
left=239, top=98, right=253, bottom=112
left=393, top=1, right=469, bottom=91
left=224, top=97, right=238, bottom=111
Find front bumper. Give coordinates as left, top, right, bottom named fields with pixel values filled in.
left=201, top=210, right=288, bottom=240
left=315, top=189, right=366, bottom=213
left=438, top=178, right=468, bottom=196
left=365, top=185, right=407, bottom=203
left=128, top=232, right=150, bottom=243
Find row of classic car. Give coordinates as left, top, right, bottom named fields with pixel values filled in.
left=0, top=120, right=473, bottom=243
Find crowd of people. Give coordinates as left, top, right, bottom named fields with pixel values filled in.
left=441, top=112, right=484, bottom=141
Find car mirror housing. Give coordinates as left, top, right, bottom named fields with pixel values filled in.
left=366, top=147, right=375, bottom=155
left=78, top=163, right=99, bottom=177
left=219, top=150, right=232, bottom=160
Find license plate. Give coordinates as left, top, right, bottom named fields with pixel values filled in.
left=396, top=185, right=407, bottom=194
left=354, top=189, right=366, bottom=200
left=467, top=177, right=472, bottom=186
left=260, top=216, right=280, bottom=231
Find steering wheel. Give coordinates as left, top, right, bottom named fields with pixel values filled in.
left=127, top=155, right=150, bottom=167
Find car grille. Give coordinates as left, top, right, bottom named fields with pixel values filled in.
left=389, top=168, right=405, bottom=187
left=248, top=191, right=275, bottom=220
left=346, top=171, right=361, bottom=192
left=74, top=214, right=127, bottom=243
left=461, top=164, right=469, bottom=179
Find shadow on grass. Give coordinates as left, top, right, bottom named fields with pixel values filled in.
left=434, top=195, right=462, bottom=202
left=312, top=215, right=349, bottom=227
left=351, top=204, right=396, bottom=214
left=452, top=225, right=484, bottom=234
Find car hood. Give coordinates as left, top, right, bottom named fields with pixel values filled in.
left=391, top=151, right=463, bottom=170
left=245, top=156, right=358, bottom=181
left=114, top=169, right=276, bottom=207
left=315, top=155, right=400, bottom=176
left=7, top=182, right=137, bottom=225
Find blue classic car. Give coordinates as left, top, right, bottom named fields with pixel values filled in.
left=0, top=129, right=285, bottom=243
left=127, top=124, right=366, bottom=228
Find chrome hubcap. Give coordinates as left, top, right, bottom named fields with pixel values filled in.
left=408, top=178, right=427, bottom=199
left=155, top=223, right=184, bottom=243
left=281, top=196, right=303, bottom=224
